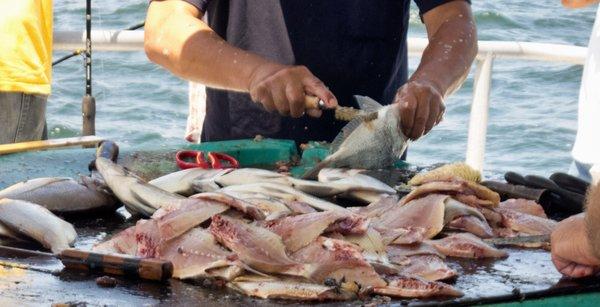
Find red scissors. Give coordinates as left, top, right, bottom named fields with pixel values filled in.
left=175, top=150, right=239, bottom=170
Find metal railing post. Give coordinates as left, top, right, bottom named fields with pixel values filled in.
left=465, top=52, right=494, bottom=173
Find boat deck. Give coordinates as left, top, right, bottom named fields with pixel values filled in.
left=1, top=148, right=599, bottom=306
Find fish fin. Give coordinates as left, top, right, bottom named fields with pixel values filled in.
left=330, top=117, right=364, bottom=153
left=353, top=95, right=382, bottom=112
left=301, top=159, right=332, bottom=180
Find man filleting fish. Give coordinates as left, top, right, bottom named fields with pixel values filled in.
left=144, top=0, right=477, bottom=146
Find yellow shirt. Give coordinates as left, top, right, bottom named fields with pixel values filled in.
left=0, top=0, right=53, bottom=95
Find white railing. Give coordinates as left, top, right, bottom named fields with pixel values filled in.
left=54, top=30, right=588, bottom=172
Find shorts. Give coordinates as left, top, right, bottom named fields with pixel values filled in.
left=0, top=92, right=47, bottom=145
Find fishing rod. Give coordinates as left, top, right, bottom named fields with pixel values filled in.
left=82, top=0, right=95, bottom=136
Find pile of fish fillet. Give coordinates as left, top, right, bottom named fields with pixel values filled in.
left=0, top=159, right=558, bottom=301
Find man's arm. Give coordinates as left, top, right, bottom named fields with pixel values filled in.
left=586, top=178, right=600, bottom=260
left=551, top=179, right=600, bottom=278
left=396, top=0, right=477, bottom=140
left=144, top=0, right=336, bottom=118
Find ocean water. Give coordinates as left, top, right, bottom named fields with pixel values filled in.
left=50, top=1, right=599, bottom=177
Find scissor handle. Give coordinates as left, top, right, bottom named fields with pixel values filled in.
left=175, top=150, right=208, bottom=169
left=208, top=152, right=240, bottom=169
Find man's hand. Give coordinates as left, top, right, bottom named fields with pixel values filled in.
left=248, top=63, right=337, bottom=118
left=395, top=80, right=445, bottom=140
left=551, top=213, right=600, bottom=278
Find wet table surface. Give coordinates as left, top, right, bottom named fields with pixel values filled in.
left=1, top=148, right=599, bottom=306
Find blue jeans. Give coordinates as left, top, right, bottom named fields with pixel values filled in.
left=569, top=160, right=593, bottom=183
left=0, top=92, right=47, bottom=145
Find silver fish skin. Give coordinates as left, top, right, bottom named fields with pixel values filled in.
left=303, top=96, right=408, bottom=179
left=95, top=157, right=185, bottom=217
left=317, top=168, right=396, bottom=203
left=218, top=183, right=350, bottom=213
left=208, top=168, right=342, bottom=197
left=0, top=199, right=77, bottom=253
left=149, top=168, right=232, bottom=196
left=0, top=177, right=118, bottom=213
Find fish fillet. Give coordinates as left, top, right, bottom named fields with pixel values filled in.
left=151, top=197, right=229, bottom=241
left=291, top=236, right=386, bottom=288
left=447, top=215, right=494, bottom=238
left=260, top=211, right=366, bottom=252
left=135, top=219, right=161, bottom=258
left=375, top=194, right=448, bottom=239
left=156, top=228, right=240, bottom=280
left=373, top=275, right=463, bottom=298
left=210, top=215, right=306, bottom=277
left=228, top=275, right=355, bottom=301
left=208, top=190, right=289, bottom=219
left=428, top=233, right=507, bottom=259
left=499, top=199, right=547, bottom=218
left=402, top=179, right=499, bottom=206
left=93, top=226, right=137, bottom=255
left=398, top=255, right=457, bottom=281
left=497, top=207, right=557, bottom=235
left=0, top=199, right=77, bottom=253
left=351, top=195, right=399, bottom=219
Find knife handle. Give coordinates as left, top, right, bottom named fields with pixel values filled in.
left=58, top=248, right=173, bottom=281
left=304, top=95, right=325, bottom=110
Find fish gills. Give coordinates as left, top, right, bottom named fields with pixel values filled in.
left=0, top=199, right=77, bottom=253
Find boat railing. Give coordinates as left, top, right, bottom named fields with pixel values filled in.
left=53, top=30, right=588, bottom=173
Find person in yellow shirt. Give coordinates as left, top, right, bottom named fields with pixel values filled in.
left=0, top=0, right=53, bottom=144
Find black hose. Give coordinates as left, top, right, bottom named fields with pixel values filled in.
left=126, top=22, right=145, bottom=30
left=52, top=49, right=84, bottom=66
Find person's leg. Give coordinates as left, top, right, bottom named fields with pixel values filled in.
left=13, top=93, right=47, bottom=143
left=0, top=92, right=24, bottom=144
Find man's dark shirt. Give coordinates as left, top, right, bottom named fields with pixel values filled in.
left=179, top=0, right=466, bottom=144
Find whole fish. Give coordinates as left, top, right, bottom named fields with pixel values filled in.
left=303, top=96, right=408, bottom=179
left=149, top=168, right=232, bottom=196
left=0, top=199, right=77, bottom=253
left=317, top=168, right=396, bottom=203
left=212, top=168, right=341, bottom=197
left=95, top=157, right=185, bottom=217
left=218, top=183, right=349, bottom=213
left=0, top=177, right=118, bottom=213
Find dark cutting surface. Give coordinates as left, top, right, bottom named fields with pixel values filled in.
left=1, top=148, right=599, bottom=306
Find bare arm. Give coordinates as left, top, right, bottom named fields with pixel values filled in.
left=395, top=0, right=477, bottom=140
left=585, top=180, right=600, bottom=260
left=144, top=0, right=336, bottom=117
